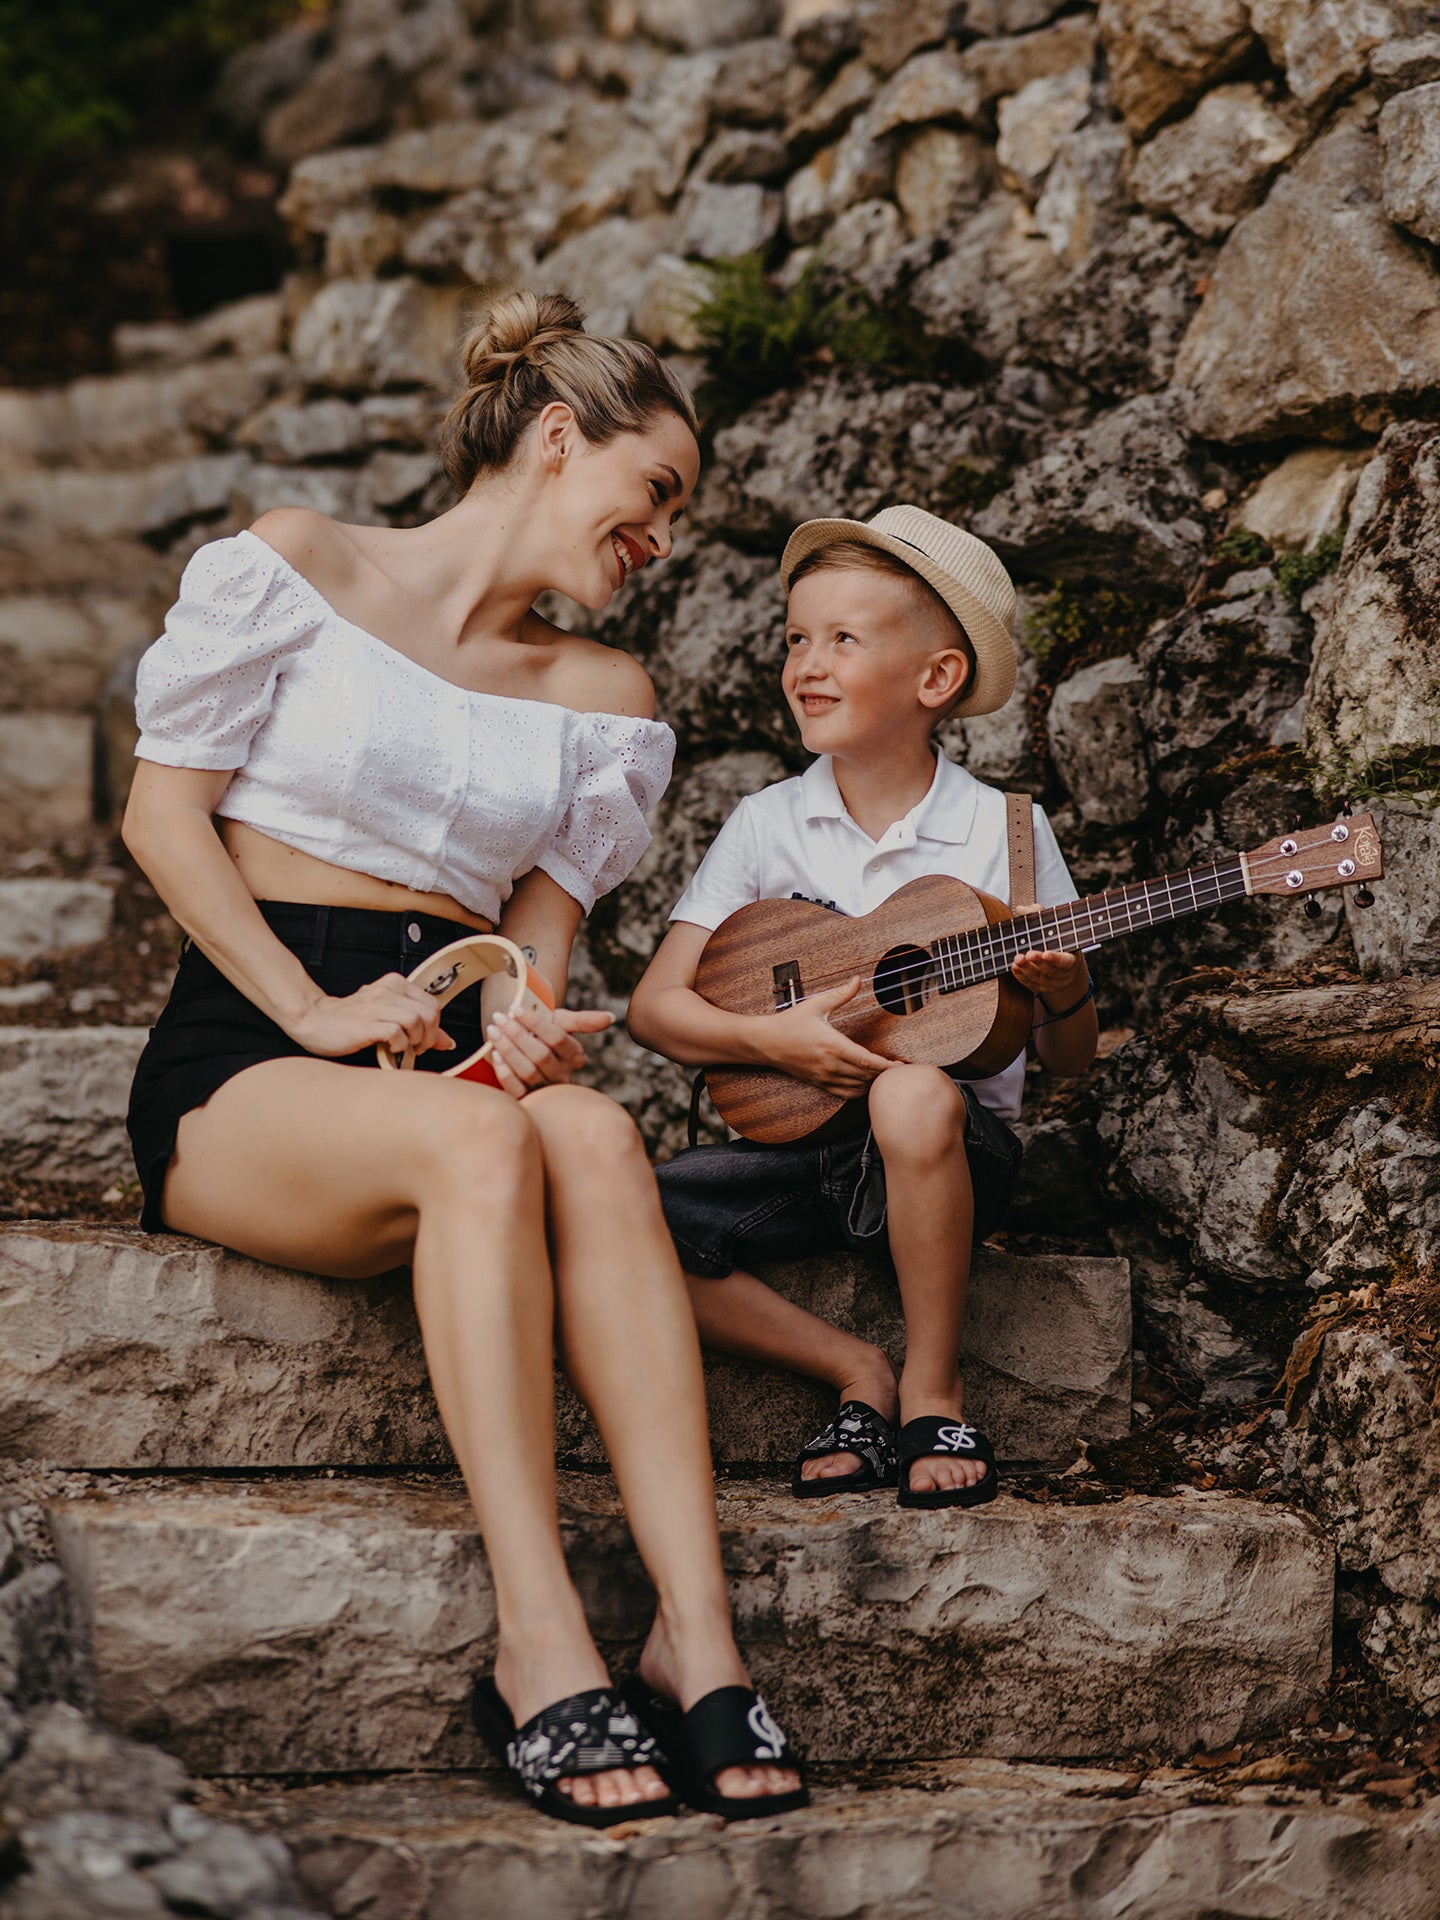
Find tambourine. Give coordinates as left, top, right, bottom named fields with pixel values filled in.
left=375, top=934, right=556, bottom=1089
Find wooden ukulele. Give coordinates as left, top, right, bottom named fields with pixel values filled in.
left=376, top=933, right=554, bottom=1087
left=694, top=814, right=1384, bottom=1144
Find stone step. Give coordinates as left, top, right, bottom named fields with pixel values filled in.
left=48, top=1473, right=1331, bottom=1774
left=0, top=1029, right=147, bottom=1185
left=1, top=1225, right=1130, bottom=1470
left=203, top=1765, right=1440, bottom=1920
left=0, top=877, right=115, bottom=961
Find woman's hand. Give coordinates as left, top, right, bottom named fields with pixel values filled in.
left=484, top=1002, right=613, bottom=1099
left=760, top=979, right=892, bottom=1098
left=287, top=974, right=461, bottom=1061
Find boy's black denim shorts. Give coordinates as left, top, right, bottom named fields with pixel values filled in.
left=655, top=1080, right=1024, bottom=1279
left=127, top=901, right=483, bottom=1234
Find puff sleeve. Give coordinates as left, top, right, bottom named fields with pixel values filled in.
left=133, top=533, right=322, bottom=771
left=535, top=712, right=675, bottom=913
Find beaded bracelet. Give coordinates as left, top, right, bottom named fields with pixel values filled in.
left=1037, top=974, right=1094, bottom=1026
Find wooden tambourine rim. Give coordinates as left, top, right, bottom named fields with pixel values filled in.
left=375, top=933, right=554, bottom=1080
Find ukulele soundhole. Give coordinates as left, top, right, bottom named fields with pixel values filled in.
left=874, top=943, right=935, bottom=1016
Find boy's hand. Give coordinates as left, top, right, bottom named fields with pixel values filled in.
left=765, top=978, right=893, bottom=1097
left=1010, top=945, right=1087, bottom=1006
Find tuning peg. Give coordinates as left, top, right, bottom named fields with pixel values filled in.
left=1289, top=811, right=1304, bottom=832
left=1339, top=797, right=1353, bottom=818
left=1304, top=898, right=1323, bottom=920
left=1353, top=886, right=1375, bottom=909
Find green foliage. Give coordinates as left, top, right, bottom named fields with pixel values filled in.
left=1214, top=527, right=1273, bottom=569
left=1022, top=582, right=1151, bottom=675
left=1274, top=529, right=1344, bottom=609
left=692, top=253, right=909, bottom=411
left=937, top=460, right=1007, bottom=516
left=0, top=0, right=312, bottom=159
left=1305, top=740, right=1440, bottom=813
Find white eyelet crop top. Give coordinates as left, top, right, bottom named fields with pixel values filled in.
left=133, top=531, right=675, bottom=921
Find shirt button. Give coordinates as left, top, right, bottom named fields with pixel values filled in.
left=407, top=922, right=423, bottom=942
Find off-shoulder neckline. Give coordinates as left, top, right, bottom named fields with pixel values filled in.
left=231, top=529, right=671, bottom=736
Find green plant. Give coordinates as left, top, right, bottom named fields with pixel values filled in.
left=1274, top=529, right=1344, bottom=609
left=692, top=253, right=907, bottom=411
left=938, top=460, right=1007, bottom=515
left=0, top=0, right=316, bottom=158
left=1213, top=528, right=1273, bottom=569
left=1021, top=582, right=1151, bottom=675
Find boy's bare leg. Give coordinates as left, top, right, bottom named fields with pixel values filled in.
left=684, top=1270, right=898, bottom=1482
left=867, top=1065, right=985, bottom=1495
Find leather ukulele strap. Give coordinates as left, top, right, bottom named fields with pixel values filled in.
left=1006, top=790, right=1036, bottom=909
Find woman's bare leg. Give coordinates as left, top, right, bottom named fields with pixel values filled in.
left=524, top=1085, right=802, bottom=1798
left=162, top=1058, right=667, bottom=1809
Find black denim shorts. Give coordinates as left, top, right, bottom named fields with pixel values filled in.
left=126, top=901, right=484, bottom=1233
left=655, top=1080, right=1024, bottom=1279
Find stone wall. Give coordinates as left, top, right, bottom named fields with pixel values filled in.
left=4, top=0, right=1440, bottom=1722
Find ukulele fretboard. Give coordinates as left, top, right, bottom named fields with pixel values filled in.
left=929, top=857, right=1250, bottom=991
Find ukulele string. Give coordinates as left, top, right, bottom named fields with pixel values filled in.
left=769, top=845, right=1346, bottom=1015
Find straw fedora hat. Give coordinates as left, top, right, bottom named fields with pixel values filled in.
left=780, top=504, right=1018, bottom=718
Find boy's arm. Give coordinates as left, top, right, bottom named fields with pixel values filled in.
left=1012, top=942, right=1098, bottom=1077
left=628, top=921, right=892, bottom=1100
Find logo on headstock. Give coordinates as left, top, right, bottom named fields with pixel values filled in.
left=1354, top=827, right=1381, bottom=871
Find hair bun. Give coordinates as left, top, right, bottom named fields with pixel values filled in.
left=460, top=289, right=587, bottom=387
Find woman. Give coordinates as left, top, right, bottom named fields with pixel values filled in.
left=122, top=290, right=806, bottom=1827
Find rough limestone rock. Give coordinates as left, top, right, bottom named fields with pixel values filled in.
left=1099, top=1041, right=1302, bottom=1286
left=910, top=192, right=1067, bottom=363
left=1175, top=121, right=1440, bottom=442
left=636, top=0, right=779, bottom=50
left=678, top=178, right=783, bottom=259
left=1379, top=80, right=1440, bottom=246
left=289, top=276, right=467, bottom=393
left=1137, top=587, right=1310, bottom=801
left=0, top=1704, right=322, bottom=1920
left=711, top=35, right=794, bottom=125
left=1305, top=423, right=1440, bottom=787
left=1033, top=120, right=1132, bottom=264
left=1113, top=1218, right=1280, bottom=1402
left=49, top=1476, right=1331, bottom=1771
left=201, top=1770, right=1440, bottom=1920
left=1276, top=1102, right=1440, bottom=1283
left=1, top=1507, right=77, bottom=1733
left=956, top=16, right=1100, bottom=122
left=1097, top=0, right=1257, bottom=138
left=995, top=68, right=1092, bottom=199
left=0, top=1226, right=1128, bottom=1471
left=1296, top=1324, right=1440, bottom=1608
left=0, top=1028, right=147, bottom=1185
left=1372, top=33, right=1440, bottom=96
left=869, top=47, right=983, bottom=136
left=974, top=392, right=1208, bottom=595
left=693, top=369, right=1015, bottom=550
left=1020, top=213, right=1209, bottom=397
left=630, top=252, right=711, bottom=351
left=1235, top=443, right=1370, bottom=551
left=0, top=713, right=94, bottom=845
left=1363, top=1593, right=1440, bottom=1719
left=1128, top=81, right=1303, bottom=238
left=1250, top=0, right=1397, bottom=110
left=0, top=879, right=114, bottom=962
left=1047, top=656, right=1150, bottom=826
left=895, top=127, right=993, bottom=236
left=0, top=357, right=288, bottom=474
left=532, top=213, right=675, bottom=337
left=1342, top=806, right=1440, bottom=978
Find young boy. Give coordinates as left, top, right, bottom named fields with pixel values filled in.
left=626, top=505, right=1098, bottom=1509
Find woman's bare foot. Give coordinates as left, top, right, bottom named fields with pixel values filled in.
left=637, top=1605, right=802, bottom=1802
left=798, top=1347, right=899, bottom=1484
left=494, top=1624, right=671, bottom=1812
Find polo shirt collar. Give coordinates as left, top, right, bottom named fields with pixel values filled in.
left=800, top=752, right=980, bottom=845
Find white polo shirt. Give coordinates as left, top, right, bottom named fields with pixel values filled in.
left=669, top=753, right=1082, bottom=1122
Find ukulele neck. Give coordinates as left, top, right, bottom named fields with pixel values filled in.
left=939, top=856, right=1251, bottom=987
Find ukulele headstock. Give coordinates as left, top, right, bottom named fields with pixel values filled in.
left=1244, top=812, right=1383, bottom=897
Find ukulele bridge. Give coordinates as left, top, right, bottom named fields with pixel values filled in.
left=772, top=960, right=803, bottom=1010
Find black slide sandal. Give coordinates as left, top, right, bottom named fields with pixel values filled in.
left=792, top=1398, right=898, bottom=1498
left=622, top=1678, right=810, bottom=1821
left=470, top=1677, right=678, bottom=1827
left=895, top=1416, right=999, bottom=1510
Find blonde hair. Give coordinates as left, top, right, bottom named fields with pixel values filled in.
left=788, top=539, right=978, bottom=691
left=440, top=289, right=699, bottom=493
